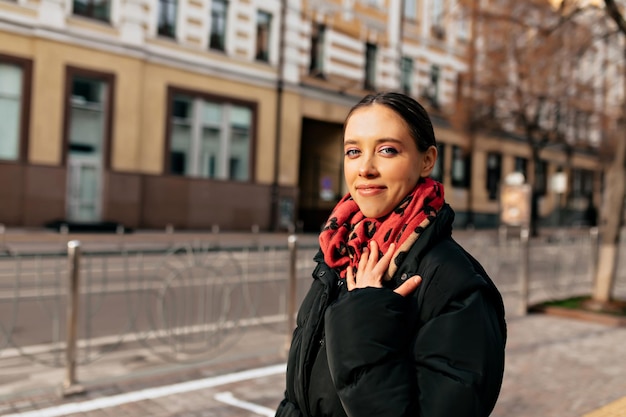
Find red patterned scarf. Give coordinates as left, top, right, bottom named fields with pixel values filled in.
left=319, top=177, right=445, bottom=280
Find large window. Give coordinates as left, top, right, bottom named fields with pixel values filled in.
left=514, top=156, right=528, bottom=181
left=158, top=0, right=177, bottom=38
left=255, top=10, right=272, bottom=62
left=169, top=93, right=254, bottom=181
left=364, top=43, right=377, bottom=90
left=0, top=57, right=30, bottom=162
left=210, top=0, right=228, bottom=51
left=404, top=0, right=417, bottom=20
left=486, top=152, right=502, bottom=200
left=571, top=169, right=594, bottom=199
left=64, top=68, right=113, bottom=223
left=432, top=0, right=444, bottom=27
left=423, top=65, right=440, bottom=108
left=73, top=0, right=110, bottom=22
left=451, top=145, right=470, bottom=188
left=309, top=23, right=326, bottom=77
left=69, top=76, right=107, bottom=155
left=400, top=56, right=413, bottom=95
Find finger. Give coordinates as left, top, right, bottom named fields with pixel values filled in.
left=394, top=275, right=422, bottom=297
left=346, top=265, right=356, bottom=290
left=356, top=247, right=369, bottom=281
left=366, top=241, right=379, bottom=271
left=372, top=243, right=396, bottom=275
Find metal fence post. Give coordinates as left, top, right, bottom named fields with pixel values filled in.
left=519, top=226, right=530, bottom=316
left=286, top=233, right=298, bottom=352
left=62, top=240, right=85, bottom=397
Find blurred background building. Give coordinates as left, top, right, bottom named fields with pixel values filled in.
left=0, top=0, right=621, bottom=232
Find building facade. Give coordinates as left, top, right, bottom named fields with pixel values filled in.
left=0, top=0, right=617, bottom=231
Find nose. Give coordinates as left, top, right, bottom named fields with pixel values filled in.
left=359, top=156, right=378, bottom=178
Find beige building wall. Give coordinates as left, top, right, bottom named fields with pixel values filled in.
left=0, top=32, right=285, bottom=185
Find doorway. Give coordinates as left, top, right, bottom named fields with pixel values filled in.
left=297, top=118, right=344, bottom=232
left=65, top=73, right=109, bottom=223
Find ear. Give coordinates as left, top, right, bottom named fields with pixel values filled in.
left=419, top=145, right=438, bottom=177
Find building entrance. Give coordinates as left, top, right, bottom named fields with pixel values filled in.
left=297, top=118, right=344, bottom=232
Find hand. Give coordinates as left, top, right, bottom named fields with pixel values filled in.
left=346, top=241, right=422, bottom=297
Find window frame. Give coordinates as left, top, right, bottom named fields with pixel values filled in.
left=403, top=0, right=418, bottom=20
left=400, top=56, right=413, bottom=95
left=255, top=10, right=273, bottom=62
left=364, top=42, right=377, bottom=91
left=62, top=66, right=116, bottom=169
left=309, top=23, right=326, bottom=77
left=514, top=156, right=528, bottom=181
left=451, top=145, right=470, bottom=188
left=72, top=0, right=111, bottom=22
left=0, top=54, right=32, bottom=164
left=157, top=0, right=178, bottom=38
left=486, top=151, right=502, bottom=201
left=209, top=0, right=228, bottom=51
left=164, top=86, right=258, bottom=183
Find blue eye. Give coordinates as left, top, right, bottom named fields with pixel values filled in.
left=345, top=149, right=360, bottom=157
left=380, top=147, right=398, bottom=155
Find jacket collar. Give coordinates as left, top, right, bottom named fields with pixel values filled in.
left=388, top=203, right=455, bottom=287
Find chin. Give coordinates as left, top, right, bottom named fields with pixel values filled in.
left=361, top=208, right=391, bottom=219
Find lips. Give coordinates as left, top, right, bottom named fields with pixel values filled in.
left=356, top=184, right=386, bottom=196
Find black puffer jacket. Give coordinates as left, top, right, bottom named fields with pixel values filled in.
left=276, top=204, right=506, bottom=417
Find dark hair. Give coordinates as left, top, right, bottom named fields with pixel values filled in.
left=344, top=92, right=436, bottom=152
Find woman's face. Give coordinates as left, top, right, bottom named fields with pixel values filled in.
left=343, top=104, right=436, bottom=219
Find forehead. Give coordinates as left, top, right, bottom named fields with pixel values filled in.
left=344, top=104, right=411, bottom=139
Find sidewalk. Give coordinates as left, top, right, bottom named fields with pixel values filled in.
left=0, top=313, right=624, bottom=417
left=0, top=227, right=624, bottom=417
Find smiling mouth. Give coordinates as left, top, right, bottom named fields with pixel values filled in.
left=356, top=186, right=386, bottom=195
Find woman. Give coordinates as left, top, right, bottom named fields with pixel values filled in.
left=276, top=92, right=506, bottom=417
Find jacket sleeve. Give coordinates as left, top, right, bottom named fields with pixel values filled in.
left=324, top=284, right=505, bottom=417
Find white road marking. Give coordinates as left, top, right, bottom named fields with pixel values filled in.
left=3, top=363, right=286, bottom=417
left=214, top=391, right=275, bottom=416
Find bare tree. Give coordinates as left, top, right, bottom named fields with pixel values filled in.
left=590, top=0, right=626, bottom=307
left=459, top=0, right=607, bottom=235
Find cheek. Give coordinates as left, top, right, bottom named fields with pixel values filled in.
left=344, top=161, right=358, bottom=181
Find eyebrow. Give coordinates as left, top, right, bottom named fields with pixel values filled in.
left=343, top=137, right=405, bottom=146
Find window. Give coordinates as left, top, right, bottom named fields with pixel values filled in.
left=486, top=152, right=502, bottom=200
left=158, top=0, right=177, bottom=38
left=431, top=144, right=445, bottom=183
left=457, top=7, right=469, bottom=40
left=255, top=10, right=272, bottom=62
left=168, top=92, right=253, bottom=182
left=404, top=0, right=417, bottom=20
left=432, top=0, right=443, bottom=27
left=514, top=156, right=527, bottom=181
left=210, top=0, right=228, bottom=51
left=69, top=76, right=108, bottom=156
left=423, top=65, right=440, bottom=108
left=451, top=145, right=470, bottom=188
left=364, top=43, right=377, bottom=90
left=364, top=0, right=382, bottom=7
left=63, top=69, right=113, bottom=222
left=571, top=169, right=594, bottom=198
left=431, top=0, right=445, bottom=38
left=400, top=57, right=413, bottom=95
left=73, top=0, right=110, bottom=22
left=309, top=23, right=326, bottom=77
left=0, top=58, right=29, bottom=162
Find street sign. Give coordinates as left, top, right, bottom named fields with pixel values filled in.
left=500, top=183, right=532, bottom=226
